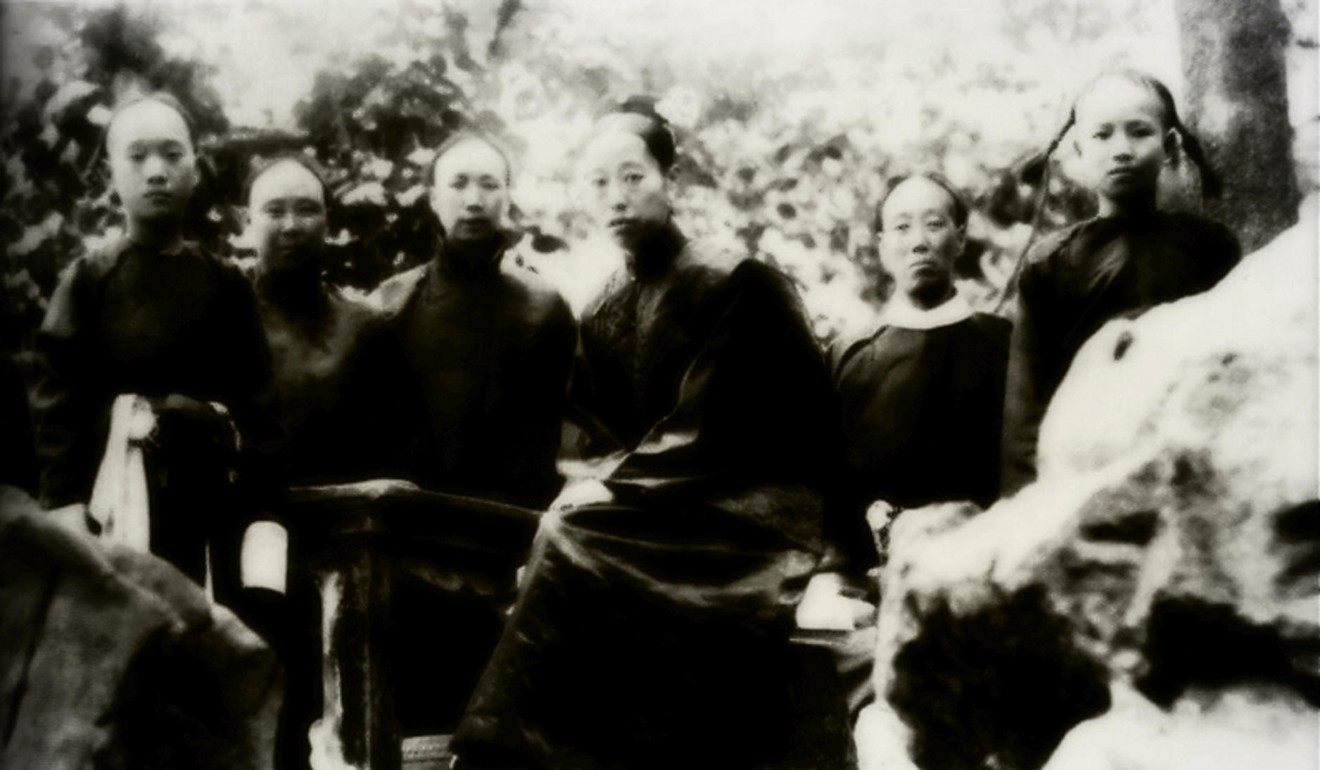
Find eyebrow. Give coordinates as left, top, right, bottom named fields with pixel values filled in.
left=260, top=195, right=323, bottom=204
left=123, top=139, right=188, bottom=150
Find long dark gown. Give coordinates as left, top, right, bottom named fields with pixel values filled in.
left=1000, top=210, right=1240, bottom=495
left=29, top=236, right=270, bottom=583
left=453, top=224, right=849, bottom=770
left=372, top=236, right=577, bottom=734
left=248, top=278, right=406, bottom=770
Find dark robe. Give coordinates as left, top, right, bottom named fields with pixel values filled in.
left=371, top=236, right=576, bottom=734
left=1, top=355, right=36, bottom=494
left=453, top=224, right=850, bottom=770
left=253, top=280, right=398, bottom=486
left=29, top=236, right=270, bottom=510
left=250, top=278, right=404, bottom=769
left=1000, top=210, right=1240, bottom=495
left=374, top=237, right=576, bottom=509
left=831, top=306, right=1011, bottom=518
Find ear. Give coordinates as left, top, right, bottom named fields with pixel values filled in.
left=1163, top=128, right=1182, bottom=167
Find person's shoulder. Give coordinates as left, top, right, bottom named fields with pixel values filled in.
left=1023, top=221, right=1089, bottom=270
left=968, top=310, right=1012, bottom=335
left=967, top=311, right=1013, bottom=349
left=673, top=237, right=752, bottom=282
left=73, top=234, right=135, bottom=280
left=1163, top=211, right=1241, bottom=261
left=1162, top=209, right=1233, bottom=238
left=826, top=324, right=887, bottom=380
left=365, top=264, right=427, bottom=316
left=677, top=240, right=799, bottom=307
left=181, top=243, right=256, bottom=286
left=499, top=257, right=573, bottom=324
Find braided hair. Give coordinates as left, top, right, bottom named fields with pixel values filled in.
left=997, top=69, right=1221, bottom=310
left=1050, top=69, right=1221, bottom=199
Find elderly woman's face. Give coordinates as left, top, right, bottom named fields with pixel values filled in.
left=430, top=138, right=510, bottom=241
left=878, top=177, right=964, bottom=300
left=577, top=131, right=671, bottom=250
left=247, top=161, right=327, bottom=273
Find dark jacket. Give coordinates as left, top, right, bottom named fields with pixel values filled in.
left=1001, top=211, right=1240, bottom=495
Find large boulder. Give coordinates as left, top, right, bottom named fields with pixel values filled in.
left=857, top=205, right=1319, bottom=770
left=0, top=485, right=283, bottom=770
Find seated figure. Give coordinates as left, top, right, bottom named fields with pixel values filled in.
left=824, top=173, right=1012, bottom=717
left=451, top=101, right=849, bottom=770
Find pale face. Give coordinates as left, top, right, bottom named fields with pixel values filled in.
left=248, top=160, right=327, bottom=273
left=1072, top=77, right=1174, bottom=208
left=106, top=100, right=198, bottom=223
left=429, top=138, right=510, bottom=242
left=577, top=131, right=671, bottom=252
left=878, top=177, right=964, bottom=301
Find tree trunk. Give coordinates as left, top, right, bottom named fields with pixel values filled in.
left=1176, top=0, right=1300, bottom=253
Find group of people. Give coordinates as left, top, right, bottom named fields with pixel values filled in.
left=9, top=66, right=1242, bottom=769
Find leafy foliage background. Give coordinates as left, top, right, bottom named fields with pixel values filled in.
left=3, top=0, right=1317, bottom=355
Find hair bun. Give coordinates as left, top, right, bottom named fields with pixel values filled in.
left=593, top=96, right=677, bottom=173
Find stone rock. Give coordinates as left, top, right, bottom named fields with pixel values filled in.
left=858, top=205, right=1319, bottom=770
left=1043, top=682, right=1316, bottom=770
left=0, top=485, right=283, bottom=770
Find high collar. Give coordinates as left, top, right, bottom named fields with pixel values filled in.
left=256, top=264, right=326, bottom=315
left=880, top=287, right=974, bottom=330
left=432, top=230, right=512, bottom=281
left=623, top=220, right=686, bottom=280
left=109, top=233, right=193, bottom=260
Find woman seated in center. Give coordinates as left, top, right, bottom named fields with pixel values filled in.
left=451, top=100, right=849, bottom=770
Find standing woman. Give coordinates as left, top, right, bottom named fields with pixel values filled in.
left=29, top=93, right=269, bottom=582
left=372, top=132, right=576, bottom=509
left=452, top=102, right=846, bottom=770
left=1000, top=70, right=1241, bottom=495
left=370, top=131, right=577, bottom=735
left=246, top=156, right=396, bottom=483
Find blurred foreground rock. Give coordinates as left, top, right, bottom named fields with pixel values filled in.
left=0, top=485, right=282, bottom=770
left=857, top=205, right=1319, bottom=770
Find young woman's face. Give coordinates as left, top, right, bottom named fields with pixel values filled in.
left=106, top=101, right=198, bottom=224
left=1073, top=78, right=1173, bottom=205
left=577, top=131, right=671, bottom=251
left=430, top=139, right=510, bottom=241
left=878, top=177, right=964, bottom=301
left=247, top=161, right=327, bottom=273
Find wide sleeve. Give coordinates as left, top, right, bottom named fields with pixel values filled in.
left=606, top=261, right=839, bottom=506
left=1000, top=257, right=1057, bottom=497
left=30, top=258, right=105, bottom=509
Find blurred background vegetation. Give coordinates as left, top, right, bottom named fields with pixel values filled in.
left=2, top=0, right=1316, bottom=355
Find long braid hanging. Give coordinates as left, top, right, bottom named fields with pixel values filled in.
left=993, top=72, right=1223, bottom=315
left=1142, top=74, right=1224, bottom=201
left=994, top=113, right=1073, bottom=313
left=1176, top=129, right=1222, bottom=199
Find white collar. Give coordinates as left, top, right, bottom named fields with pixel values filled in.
left=879, top=289, right=974, bottom=330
